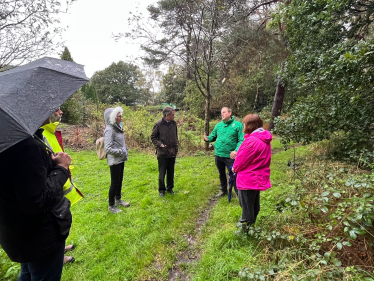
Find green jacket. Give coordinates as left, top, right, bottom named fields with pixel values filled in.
left=206, top=117, right=244, bottom=158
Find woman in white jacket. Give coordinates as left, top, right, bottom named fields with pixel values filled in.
left=104, top=106, right=130, bottom=213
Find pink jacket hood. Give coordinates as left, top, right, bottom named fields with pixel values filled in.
left=250, top=128, right=272, bottom=144
left=233, top=129, right=272, bottom=191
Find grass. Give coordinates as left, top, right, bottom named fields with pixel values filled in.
left=0, top=142, right=310, bottom=281
left=187, top=144, right=311, bottom=281
left=62, top=149, right=219, bottom=280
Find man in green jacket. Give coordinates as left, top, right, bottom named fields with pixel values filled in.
left=204, top=107, right=244, bottom=197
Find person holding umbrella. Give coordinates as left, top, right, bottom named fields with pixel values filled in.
left=232, top=114, right=272, bottom=233
left=0, top=57, right=88, bottom=280
left=41, top=107, right=84, bottom=265
left=104, top=106, right=130, bottom=214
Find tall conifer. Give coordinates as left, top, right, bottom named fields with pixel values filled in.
left=60, top=47, right=74, bottom=62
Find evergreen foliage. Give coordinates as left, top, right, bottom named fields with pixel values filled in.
left=80, top=83, right=98, bottom=104
left=60, top=47, right=74, bottom=62
left=60, top=46, right=86, bottom=124
left=90, top=61, right=141, bottom=105
left=273, top=0, right=374, bottom=166
left=159, top=65, right=187, bottom=107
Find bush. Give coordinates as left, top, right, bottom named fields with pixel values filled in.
left=239, top=156, right=374, bottom=280
left=61, top=90, right=87, bottom=124
left=273, top=93, right=374, bottom=167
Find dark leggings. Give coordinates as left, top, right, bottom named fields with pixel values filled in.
left=109, top=162, right=124, bottom=206
left=238, top=189, right=260, bottom=225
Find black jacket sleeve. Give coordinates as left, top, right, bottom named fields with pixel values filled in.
left=14, top=139, right=69, bottom=216
left=151, top=121, right=162, bottom=147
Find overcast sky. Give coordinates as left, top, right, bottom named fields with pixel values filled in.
left=56, top=0, right=158, bottom=78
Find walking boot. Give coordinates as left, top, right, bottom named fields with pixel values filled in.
left=115, top=199, right=130, bottom=207
left=234, top=222, right=250, bottom=236
left=215, top=190, right=227, bottom=197
left=108, top=205, right=123, bottom=213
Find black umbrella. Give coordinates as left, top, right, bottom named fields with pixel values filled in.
left=0, top=57, right=89, bottom=153
left=228, top=167, right=236, bottom=203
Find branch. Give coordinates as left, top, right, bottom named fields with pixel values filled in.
left=244, top=0, right=281, bottom=18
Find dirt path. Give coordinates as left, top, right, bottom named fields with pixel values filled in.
left=168, top=197, right=218, bottom=281
left=167, top=145, right=299, bottom=281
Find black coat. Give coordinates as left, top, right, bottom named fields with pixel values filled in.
left=0, top=129, right=72, bottom=262
left=151, top=118, right=178, bottom=158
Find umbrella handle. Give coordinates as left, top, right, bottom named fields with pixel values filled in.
left=33, top=134, right=56, bottom=156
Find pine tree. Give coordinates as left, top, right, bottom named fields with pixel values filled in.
left=60, top=47, right=74, bottom=62
left=59, top=46, right=83, bottom=123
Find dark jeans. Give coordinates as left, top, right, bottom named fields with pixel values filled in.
left=18, top=242, right=65, bottom=281
left=158, top=157, right=176, bottom=193
left=238, top=189, right=260, bottom=225
left=214, top=156, right=238, bottom=194
left=109, top=162, right=124, bottom=206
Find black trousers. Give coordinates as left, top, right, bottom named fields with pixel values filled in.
left=238, top=189, right=260, bottom=225
left=214, top=156, right=238, bottom=194
left=158, top=157, right=176, bottom=193
left=18, top=242, right=65, bottom=281
left=109, top=162, right=124, bottom=206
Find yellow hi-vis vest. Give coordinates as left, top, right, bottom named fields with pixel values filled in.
left=41, top=122, right=83, bottom=206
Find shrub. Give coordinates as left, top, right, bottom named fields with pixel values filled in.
left=239, top=156, right=374, bottom=280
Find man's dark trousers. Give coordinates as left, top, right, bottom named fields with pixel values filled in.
left=215, top=156, right=238, bottom=194
left=18, top=242, right=65, bottom=281
left=158, top=157, right=176, bottom=193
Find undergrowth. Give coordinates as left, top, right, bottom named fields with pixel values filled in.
left=239, top=154, right=374, bottom=280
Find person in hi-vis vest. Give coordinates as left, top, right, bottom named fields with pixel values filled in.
left=41, top=107, right=84, bottom=265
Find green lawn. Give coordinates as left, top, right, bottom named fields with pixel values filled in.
left=0, top=142, right=310, bottom=281
left=63, top=149, right=219, bottom=280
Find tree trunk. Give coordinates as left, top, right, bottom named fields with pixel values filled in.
left=204, top=94, right=210, bottom=150
left=186, top=27, right=192, bottom=80
left=269, top=77, right=285, bottom=130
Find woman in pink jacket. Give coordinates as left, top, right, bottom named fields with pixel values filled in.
left=232, top=114, right=272, bottom=230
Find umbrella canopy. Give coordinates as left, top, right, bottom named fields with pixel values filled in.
left=0, top=57, right=89, bottom=153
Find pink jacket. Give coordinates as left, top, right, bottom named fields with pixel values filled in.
left=233, top=129, right=272, bottom=191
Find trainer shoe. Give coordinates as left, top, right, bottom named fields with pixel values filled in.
left=215, top=191, right=227, bottom=197
left=108, top=205, right=123, bottom=213
left=167, top=189, right=175, bottom=195
left=115, top=199, right=130, bottom=207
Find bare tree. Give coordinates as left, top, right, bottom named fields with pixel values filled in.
left=0, top=0, right=75, bottom=69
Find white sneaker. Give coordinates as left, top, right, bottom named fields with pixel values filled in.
left=108, top=205, right=123, bottom=213
left=115, top=199, right=130, bottom=207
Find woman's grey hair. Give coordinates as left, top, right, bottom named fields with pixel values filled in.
left=109, top=106, right=123, bottom=125
left=163, top=106, right=174, bottom=118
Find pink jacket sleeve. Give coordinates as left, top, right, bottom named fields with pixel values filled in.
left=233, top=139, right=256, bottom=173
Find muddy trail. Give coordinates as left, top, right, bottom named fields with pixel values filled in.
left=168, top=197, right=218, bottom=281
left=167, top=145, right=297, bottom=281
